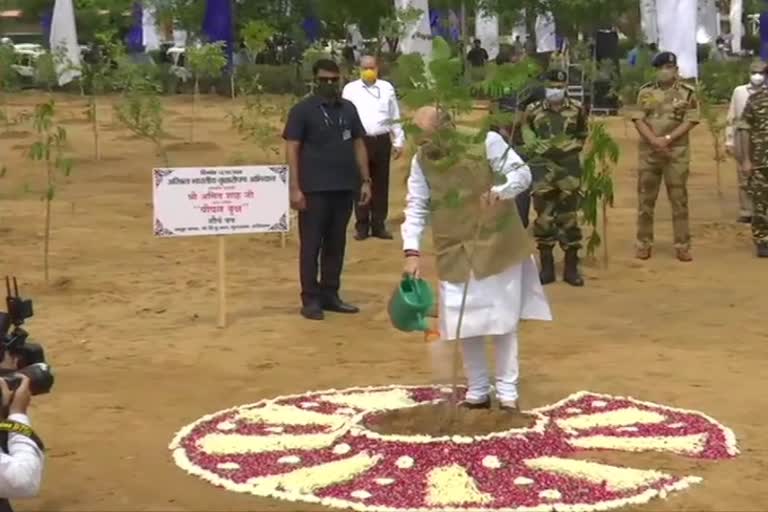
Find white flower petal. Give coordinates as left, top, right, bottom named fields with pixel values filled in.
left=216, top=421, right=237, bottom=431
left=591, top=400, right=608, bottom=408
left=350, top=490, right=371, bottom=500
left=482, top=455, right=502, bottom=469
left=374, top=478, right=395, bottom=486
left=395, top=456, right=414, bottom=469
left=300, top=401, right=320, bottom=408
left=216, top=462, right=240, bottom=470
left=426, top=464, right=493, bottom=505
left=539, top=489, right=562, bottom=500
left=566, top=407, right=583, bottom=414
left=278, top=455, right=302, bottom=464
left=514, top=476, right=535, bottom=485
left=333, top=443, right=352, bottom=455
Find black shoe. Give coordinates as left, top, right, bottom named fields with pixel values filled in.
left=563, top=248, right=585, bottom=287
left=460, top=398, right=491, bottom=410
left=321, top=296, right=360, bottom=314
left=354, top=228, right=369, bottom=241
left=301, top=304, right=324, bottom=320
left=757, top=245, right=768, bottom=258
left=371, top=227, right=393, bottom=240
left=539, top=247, right=555, bottom=285
left=738, top=216, right=753, bottom=224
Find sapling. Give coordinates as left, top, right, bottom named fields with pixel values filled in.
left=28, top=100, right=73, bottom=284
left=697, top=85, right=727, bottom=199
left=580, top=121, right=619, bottom=266
left=186, top=42, right=227, bottom=142
left=116, top=92, right=169, bottom=165
left=84, top=31, right=125, bottom=160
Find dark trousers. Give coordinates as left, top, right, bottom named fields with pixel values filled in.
left=298, top=191, right=354, bottom=305
left=355, top=135, right=392, bottom=233
left=516, top=186, right=532, bottom=228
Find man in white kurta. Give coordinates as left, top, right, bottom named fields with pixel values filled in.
left=401, top=107, right=552, bottom=410
left=725, top=60, right=767, bottom=223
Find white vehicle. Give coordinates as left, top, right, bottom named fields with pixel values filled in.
left=11, top=45, right=45, bottom=78
left=166, top=46, right=191, bottom=82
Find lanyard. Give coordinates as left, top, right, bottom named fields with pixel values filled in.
left=320, top=106, right=345, bottom=129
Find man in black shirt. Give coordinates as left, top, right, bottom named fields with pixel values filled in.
left=283, top=59, right=372, bottom=320
left=467, top=39, right=489, bottom=68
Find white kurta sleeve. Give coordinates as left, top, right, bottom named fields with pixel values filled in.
left=389, top=85, right=406, bottom=148
left=0, top=413, right=44, bottom=499
left=401, top=155, right=430, bottom=252
left=486, top=132, right=532, bottom=200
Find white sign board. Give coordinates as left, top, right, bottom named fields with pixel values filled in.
left=152, top=166, right=289, bottom=238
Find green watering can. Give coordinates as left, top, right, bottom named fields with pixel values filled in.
left=388, top=275, right=435, bottom=332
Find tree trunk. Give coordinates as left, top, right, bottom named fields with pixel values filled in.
left=43, top=163, right=52, bottom=284
left=92, top=97, right=100, bottom=161
left=602, top=199, right=609, bottom=268
left=191, top=77, right=199, bottom=143
left=461, top=1, right=470, bottom=81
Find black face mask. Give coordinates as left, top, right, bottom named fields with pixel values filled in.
left=316, top=81, right=340, bottom=100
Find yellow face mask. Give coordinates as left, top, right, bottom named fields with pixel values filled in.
left=361, top=69, right=378, bottom=83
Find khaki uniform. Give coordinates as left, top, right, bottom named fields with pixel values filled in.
left=737, top=88, right=768, bottom=247
left=524, top=98, right=588, bottom=250
left=629, top=80, right=700, bottom=250
left=417, top=144, right=532, bottom=283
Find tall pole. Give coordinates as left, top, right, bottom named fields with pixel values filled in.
left=461, top=1, right=469, bottom=80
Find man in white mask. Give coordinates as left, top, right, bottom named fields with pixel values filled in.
left=726, top=60, right=767, bottom=224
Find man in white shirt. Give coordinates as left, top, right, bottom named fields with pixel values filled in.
left=342, top=55, right=405, bottom=240
left=726, top=60, right=766, bottom=223
left=402, top=107, right=551, bottom=411
left=0, top=375, right=43, bottom=506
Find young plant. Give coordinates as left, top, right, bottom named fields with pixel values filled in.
left=186, top=42, right=227, bottom=142
left=581, top=121, right=619, bottom=266
left=83, top=31, right=125, bottom=160
left=241, top=20, right=276, bottom=64
left=0, top=44, right=25, bottom=133
left=28, top=100, right=73, bottom=284
left=228, top=77, right=283, bottom=159
left=697, top=85, right=727, bottom=199
left=116, top=91, right=169, bottom=165
left=34, top=51, right=59, bottom=94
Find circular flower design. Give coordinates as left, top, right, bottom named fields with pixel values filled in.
left=169, top=385, right=738, bottom=512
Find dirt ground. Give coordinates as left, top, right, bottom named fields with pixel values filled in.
left=0, top=93, right=766, bottom=512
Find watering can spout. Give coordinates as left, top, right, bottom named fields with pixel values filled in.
left=387, top=275, right=435, bottom=333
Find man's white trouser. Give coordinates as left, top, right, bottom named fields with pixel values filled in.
left=460, top=330, right=519, bottom=404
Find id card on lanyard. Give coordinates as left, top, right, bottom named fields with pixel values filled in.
left=320, top=106, right=351, bottom=141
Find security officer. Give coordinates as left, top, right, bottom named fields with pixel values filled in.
left=629, top=51, right=699, bottom=262
left=524, top=69, right=588, bottom=287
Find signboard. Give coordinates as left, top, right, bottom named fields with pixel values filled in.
left=152, top=165, right=289, bottom=238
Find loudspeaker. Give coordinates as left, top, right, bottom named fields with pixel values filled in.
left=594, top=30, right=619, bottom=62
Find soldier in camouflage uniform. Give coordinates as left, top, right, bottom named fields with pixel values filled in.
left=629, top=51, right=699, bottom=262
left=524, top=69, right=588, bottom=287
left=737, top=68, right=768, bottom=258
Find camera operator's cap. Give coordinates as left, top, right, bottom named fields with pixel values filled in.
left=750, top=60, right=767, bottom=73
left=544, top=69, right=568, bottom=85
left=652, top=51, right=677, bottom=68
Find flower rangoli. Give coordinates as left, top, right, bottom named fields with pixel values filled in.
left=169, top=386, right=738, bottom=511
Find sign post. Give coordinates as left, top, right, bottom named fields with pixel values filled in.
left=152, top=165, right=290, bottom=328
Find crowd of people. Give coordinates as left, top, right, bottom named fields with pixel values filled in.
left=281, top=49, right=767, bottom=409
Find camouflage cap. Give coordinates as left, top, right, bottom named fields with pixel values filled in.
left=750, top=60, right=767, bottom=73
left=652, top=51, right=677, bottom=68
left=543, top=69, right=567, bottom=83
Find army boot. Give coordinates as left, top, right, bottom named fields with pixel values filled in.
left=539, top=247, right=556, bottom=285
left=563, top=248, right=585, bottom=287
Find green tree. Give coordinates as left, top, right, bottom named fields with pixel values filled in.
left=186, top=42, right=228, bottom=142
left=27, top=100, right=73, bottom=284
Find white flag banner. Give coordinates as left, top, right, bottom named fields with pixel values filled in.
left=697, top=0, right=719, bottom=44
left=730, top=0, right=743, bottom=53
left=475, top=8, right=499, bottom=60
left=640, top=0, right=659, bottom=44
left=142, top=3, right=161, bottom=52
left=657, top=0, right=698, bottom=78
left=395, top=0, right=431, bottom=58
left=535, top=12, right=556, bottom=53
left=49, top=0, right=81, bottom=86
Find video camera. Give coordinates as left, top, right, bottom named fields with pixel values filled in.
left=0, top=277, right=54, bottom=399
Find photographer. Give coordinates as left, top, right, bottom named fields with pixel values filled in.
left=0, top=370, right=43, bottom=504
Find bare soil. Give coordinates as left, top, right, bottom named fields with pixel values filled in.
left=0, top=92, right=766, bottom=512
